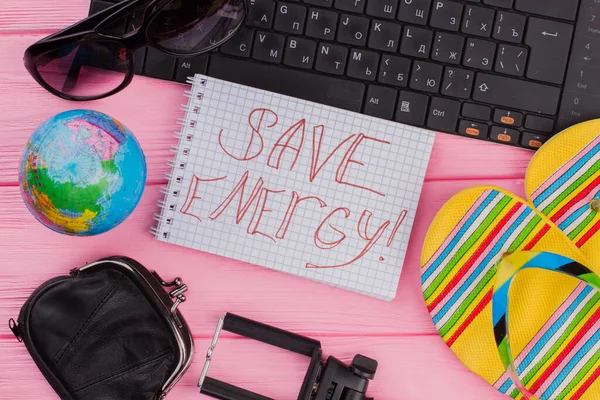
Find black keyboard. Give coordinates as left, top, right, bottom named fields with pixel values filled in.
left=89, top=0, right=600, bottom=150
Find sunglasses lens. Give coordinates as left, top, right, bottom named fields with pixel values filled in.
left=148, top=0, right=246, bottom=54
left=35, top=41, right=130, bottom=99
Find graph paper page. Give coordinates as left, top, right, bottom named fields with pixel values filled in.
left=154, top=75, right=435, bottom=300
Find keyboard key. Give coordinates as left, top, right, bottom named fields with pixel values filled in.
left=248, top=0, right=275, bottom=28
left=366, top=0, right=399, bottom=19
left=432, top=32, right=464, bottom=64
left=490, top=126, right=519, bottom=145
left=91, top=1, right=126, bottom=34
left=274, top=3, right=307, bottom=34
left=462, top=5, right=494, bottom=38
left=306, top=8, right=338, bottom=40
left=144, top=48, right=176, bottom=80
left=253, top=31, right=285, bottom=63
left=397, top=0, right=431, bottom=25
left=284, top=37, right=317, bottom=69
left=521, top=132, right=549, bottom=149
left=368, top=20, right=402, bottom=52
left=493, top=11, right=526, bottom=44
left=483, top=0, right=512, bottom=7
left=133, top=48, right=146, bottom=74
left=304, top=0, right=333, bottom=7
left=334, top=0, right=366, bottom=13
left=315, top=43, right=348, bottom=75
left=378, top=55, right=410, bottom=86
left=410, top=60, right=442, bottom=93
left=400, top=26, right=433, bottom=58
left=209, top=55, right=365, bottom=112
left=337, top=14, right=370, bottom=46
left=126, top=10, right=144, bottom=32
left=458, top=120, right=489, bottom=139
left=347, top=49, right=380, bottom=81
left=525, top=115, right=554, bottom=133
left=462, top=102, right=491, bottom=120
left=495, top=44, right=527, bottom=77
left=395, top=91, right=429, bottom=125
left=175, top=55, right=209, bottom=83
left=427, top=97, right=460, bottom=132
left=364, top=85, right=397, bottom=119
left=493, top=109, right=523, bottom=127
left=564, top=64, right=600, bottom=96
left=220, top=28, right=254, bottom=58
left=441, top=67, right=474, bottom=99
left=525, top=18, right=574, bottom=84
left=430, top=0, right=463, bottom=32
left=90, top=0, right=114, bottom=14
left=557, top=92, right=600, bottom=132
left=473, top=73, right=561, bottom=114
left=515, top=0, right=579, bottom=21
left=463, top=38, right=495, bottom=70
left=105, top=17, right=127, bottom=35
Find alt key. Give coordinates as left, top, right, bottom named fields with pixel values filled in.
left=175, top=54, right=209, bottom=83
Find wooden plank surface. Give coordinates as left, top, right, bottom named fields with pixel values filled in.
left=0, top=1, right=534, bottom=399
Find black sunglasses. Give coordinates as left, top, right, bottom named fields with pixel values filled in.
left=24, top=0, right=247, bottom=101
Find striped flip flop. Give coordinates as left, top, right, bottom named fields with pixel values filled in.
left=526, top=119, right=600, bottom=269
left=493, top=251, right=600, bottom=400
left=420, top=186, right=600, bottom=399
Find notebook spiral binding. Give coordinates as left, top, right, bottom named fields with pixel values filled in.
left=150, top=76, right=205, bottom=241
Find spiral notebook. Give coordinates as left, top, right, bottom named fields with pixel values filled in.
left=152, top=75, right=435, bottom=300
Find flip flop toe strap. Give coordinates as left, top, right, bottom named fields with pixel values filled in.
left=492, top=251, right=600, bottom=400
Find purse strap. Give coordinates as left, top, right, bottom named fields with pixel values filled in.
left=491, top=251, right=600, bottom=400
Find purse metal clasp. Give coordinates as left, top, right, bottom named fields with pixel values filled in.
left=152, top=271, right=188, bottom=317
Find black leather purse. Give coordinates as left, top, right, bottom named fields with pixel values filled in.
left=9, top=256, right=194, bottom=400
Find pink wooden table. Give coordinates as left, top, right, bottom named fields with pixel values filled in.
left=0, top=3, right=532, bottom=398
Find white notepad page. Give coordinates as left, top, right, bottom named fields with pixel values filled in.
left=153, top=75, right=435, bottom=300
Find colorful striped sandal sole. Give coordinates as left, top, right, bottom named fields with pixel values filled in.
left=421, top=186, right=600, bottom=399
left=526, top=119, right=600, bottom=269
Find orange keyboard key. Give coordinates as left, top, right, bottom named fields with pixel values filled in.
left=494, top=109, right=523, bottom=127
left=521, top=132, right=549, bottom=150
left=501, top=116, right=515, bottom=125
left=490, top=126, right=519, bottom=145
left=458, top=120, right=489, bottom=139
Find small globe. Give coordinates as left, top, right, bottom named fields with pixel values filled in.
left=19, top=110, right=147, bottom=236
